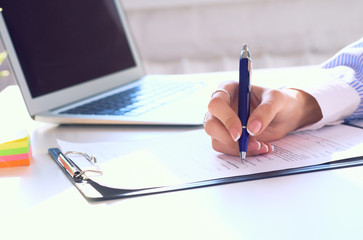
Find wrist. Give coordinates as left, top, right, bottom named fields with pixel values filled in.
left=285, top=88, right=323, bottom=130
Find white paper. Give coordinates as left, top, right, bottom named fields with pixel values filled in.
left=57, top=124, right=363, bottom=189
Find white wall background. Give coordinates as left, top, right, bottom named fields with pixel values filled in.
left=1, top=0, right=362, bottom=90
left=122, top=0, right=363, bottom=74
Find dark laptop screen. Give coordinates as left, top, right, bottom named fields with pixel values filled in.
left=1, top=0, right=136, bottom=98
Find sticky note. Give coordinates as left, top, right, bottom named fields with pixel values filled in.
left=0, top=134, right=31, bottom=168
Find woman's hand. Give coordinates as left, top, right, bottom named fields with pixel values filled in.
left=204, top=81, right=323, bottom=157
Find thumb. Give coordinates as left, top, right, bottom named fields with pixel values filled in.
left=247, top=89, right=285, bottom=136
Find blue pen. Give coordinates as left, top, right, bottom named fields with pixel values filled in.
left=238, top=44, right=251, bottom=162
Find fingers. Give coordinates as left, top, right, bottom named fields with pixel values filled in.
left=204, top=112, right=236, bottom=148
left=206, top=81, right=242, bottom=142
left=211, top=136, right=274, bottom=157
left=204, top=111, right=272, bottom=157
left=248, top=141, right=274, bottom=156
left=205, top=83, right=277, bottom=158
left=247, top=87, right=286, bottom=137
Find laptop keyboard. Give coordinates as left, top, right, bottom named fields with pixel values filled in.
left=60, top=80, right=205, bottom=117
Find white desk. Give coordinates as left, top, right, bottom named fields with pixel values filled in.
left=2, top=68, right=363, bottom=240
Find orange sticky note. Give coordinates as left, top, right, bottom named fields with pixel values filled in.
left=0, top=135, right=31, bottom=168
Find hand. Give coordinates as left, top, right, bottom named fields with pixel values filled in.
left=204, top=81, right=323, bottom=157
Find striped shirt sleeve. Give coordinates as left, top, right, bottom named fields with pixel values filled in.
left=321, top=37, right=363, bottom=120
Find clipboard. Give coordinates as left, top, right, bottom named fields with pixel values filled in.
left=48, top=147, right=363, bottom=201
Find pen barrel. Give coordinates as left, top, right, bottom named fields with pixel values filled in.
left=239, top=128, right=249, bottom=153
left=238, top=58, right=251, bottom=127
left=238, top=57, right=251, bottom=154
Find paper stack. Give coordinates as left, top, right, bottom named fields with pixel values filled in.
left=0, top=130, right=31, bottom=168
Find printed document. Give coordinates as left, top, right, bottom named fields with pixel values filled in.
left=57, top=124, right=363, bottom=189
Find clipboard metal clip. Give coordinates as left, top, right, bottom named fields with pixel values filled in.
left=55, top=150, right=103, bottom=183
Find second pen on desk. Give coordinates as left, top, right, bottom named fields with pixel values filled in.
left=238, top=44, right=252, bottom=162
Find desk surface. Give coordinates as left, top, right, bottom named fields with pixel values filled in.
left=2, top=68, right=363, bottom=240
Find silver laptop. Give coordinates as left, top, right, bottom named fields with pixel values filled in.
left=0, top=0, right=219, bottom=125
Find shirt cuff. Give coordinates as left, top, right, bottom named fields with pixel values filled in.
left=288, top=67, right=360, bottom=131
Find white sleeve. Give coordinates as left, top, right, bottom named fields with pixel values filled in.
left=290, top=36, right=363, bottom=131
left=290, top=66, right=360, bottom=131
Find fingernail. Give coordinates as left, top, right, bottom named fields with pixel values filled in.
left=270, top=145, right=274, bottom=152
left=264, top=144, right=269, bottom=152
left=230, top=127, right=241, bottom=142
left=247, top=120, right=262, bottom=136
left=247, top=141, right=261, bottom=151
left=256, top=141, right=261, bottom=150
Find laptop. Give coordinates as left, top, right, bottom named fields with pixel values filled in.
left=0, top=0, right=220, bottom=125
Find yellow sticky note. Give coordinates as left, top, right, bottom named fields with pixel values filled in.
left=0, top=134, right=31, bottom=168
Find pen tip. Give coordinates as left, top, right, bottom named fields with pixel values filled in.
left=239, top=151, right=246, bottom=161
left=243, top=43, right=248, bottom=51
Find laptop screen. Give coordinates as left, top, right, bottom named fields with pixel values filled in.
left=1, top=0, right=136, bottom=98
